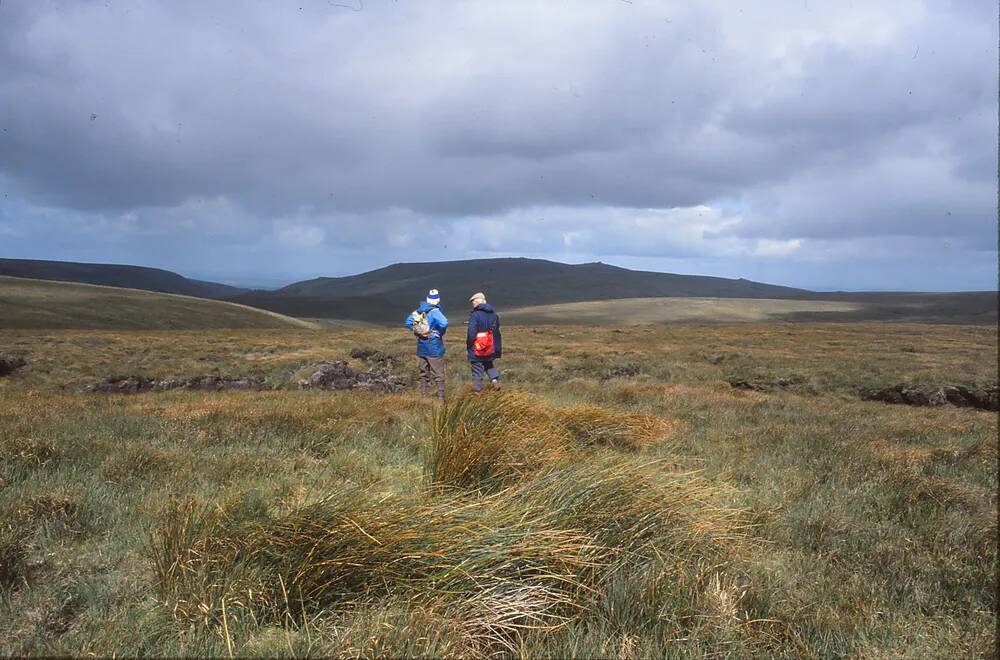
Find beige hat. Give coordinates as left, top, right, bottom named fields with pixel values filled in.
left=469, top=292, right=486, bottom=304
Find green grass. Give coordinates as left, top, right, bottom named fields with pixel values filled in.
left=0, top=276, right=313, bottom=330
left=504, top=295, right=997, bottom=325
left=0, top=322, right=995, bottom=656
left=506, top=296, right=864, bottom=324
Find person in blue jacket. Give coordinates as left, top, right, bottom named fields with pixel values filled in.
left=466, top=291, right=502, bottom=392
left=405, top=288, right=448, bottom=400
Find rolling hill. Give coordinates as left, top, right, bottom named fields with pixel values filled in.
left=229, top=258, right=996, bottom=324
left=228, top=258, right=815, bottom=323
left=0, top=258, right=247, bottom=299
left=0, top=276, right=313, bottom=330
left=1, top=257, right=992, bottom=325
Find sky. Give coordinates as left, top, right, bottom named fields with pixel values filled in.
left=0, top=0, right=997, bottom=291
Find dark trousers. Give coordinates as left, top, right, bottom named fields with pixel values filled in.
left=418, top=356, right=446, bottom=399
left=470, top=360, right=499, bottom=391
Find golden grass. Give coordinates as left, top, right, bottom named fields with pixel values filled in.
left=1, top=321, right=995, bottom=656
left=151, top=459, right=742, bottom=654
left=429, top=391, right=675, bottom=491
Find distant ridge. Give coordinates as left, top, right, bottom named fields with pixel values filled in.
left=2, top=256, right=992, bottom=325
left=0, top=258, right=247, bottom=300
left=224, top=257, right=814, bottom=323
left=228, top=258, right=995, bottom=324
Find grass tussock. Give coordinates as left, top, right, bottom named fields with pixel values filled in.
left=430, top=391, right=671, bottom=490
left=150, top=459, right=741, bottom=654
left=0, top=520, right=31, bottom=591
left=558, top=403, right=670, bottom=450
left=1, top=436, right=60, bottom=471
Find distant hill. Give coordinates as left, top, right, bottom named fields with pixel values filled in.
left=0, top=276, right=313, bottom=330
left=0, top=258, right=247, bottom=299
left=3, top=257, right=992, bottom=325
left=229, top=258, right=815, bottom=323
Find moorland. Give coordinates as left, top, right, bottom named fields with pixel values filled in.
left=1, top=317, right=995, bottom=657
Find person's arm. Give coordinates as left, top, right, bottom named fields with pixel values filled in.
left=467, top=312, right=478, bottom=349
left=405, top=311, right=414, bottom=330
left=493, top=315, right=502, bottom=358
left=433, top=309, right=448, bottom=335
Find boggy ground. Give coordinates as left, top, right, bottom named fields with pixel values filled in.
left=0, top=323, right=996, bottom=657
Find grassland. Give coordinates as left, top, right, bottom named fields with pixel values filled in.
left=0, top=277, right=312, bottom=330
left=0, top=322, right=996, bottom=657
left=505, top=297, right=864, bottom=325
left=506, top=295, right=998, bottom=325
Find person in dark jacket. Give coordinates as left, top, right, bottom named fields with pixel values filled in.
left=405, top=288, right=448, bottom=400
left=466, top=292, right=502, bottom=392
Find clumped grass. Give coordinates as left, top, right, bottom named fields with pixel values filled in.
left=1, top=436, right=60, bottom=472
left=557, top=403, right=669, bottom=450
left=0, top=519, right=31, bottom=591
left=429, top=391, right=670, bottom=491
left=150, top=457, right=742, bottom=654
left=429, top=392, right=573, bottom=490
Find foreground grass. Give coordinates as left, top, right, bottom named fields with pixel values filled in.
left=0, top=323, right=996, bottom=657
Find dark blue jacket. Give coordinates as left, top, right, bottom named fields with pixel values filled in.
left=467, top=303, right=502, bottom=362
left=405, top=302, right=448, bottom=357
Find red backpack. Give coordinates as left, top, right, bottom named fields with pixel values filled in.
left=473, top=315, right=497, bottom=357
left=473, top=329, right=494, bottom=357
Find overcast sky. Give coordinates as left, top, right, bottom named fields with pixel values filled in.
left=1, top=0, right=996, bottom=290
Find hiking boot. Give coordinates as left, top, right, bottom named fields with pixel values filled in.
left=491, top=379, right=501, bottom=392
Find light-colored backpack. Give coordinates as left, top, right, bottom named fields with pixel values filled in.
left=410, top=310, right=431, bottom=339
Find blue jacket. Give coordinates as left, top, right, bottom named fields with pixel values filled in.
left=405, top=302, right=448, bottom=357
left=467, top=303, right=502, bottom=362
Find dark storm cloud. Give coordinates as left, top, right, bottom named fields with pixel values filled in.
left=0, top=0, right=995, bottom=289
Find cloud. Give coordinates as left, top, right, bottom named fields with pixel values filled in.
left=0, top=0, right=995, bottom=290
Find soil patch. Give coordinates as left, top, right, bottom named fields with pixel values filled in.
left=0, top=353, right=27, bottom=376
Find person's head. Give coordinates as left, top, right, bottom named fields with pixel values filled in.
left=426, top=289, right=440, bottom=305
left=469, top=292, right=486, bottom=308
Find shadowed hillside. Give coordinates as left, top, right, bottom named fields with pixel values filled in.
left=230, top=258, right=814, bottom=323
left=231, top=258, right=996, bottom=325
left=0, top=277, right=312, bottom=330
left=0, top=258, right=247, bottom=299
left=276, top=258, right=811, bottom=304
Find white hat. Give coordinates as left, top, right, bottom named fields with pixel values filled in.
left=426, top=289, right=441, bottom=304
